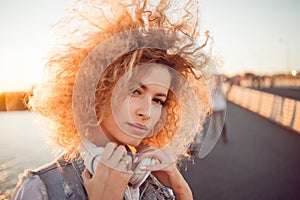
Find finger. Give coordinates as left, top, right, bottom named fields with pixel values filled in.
left=108, top=145, right=127, bottom=165
left=101, top=142, right=117, bottom=161
left=118, top=155, right=133, bottom=171
left=136, top=144, right=155, bottom=153
left=82, top=168, right=92, bottom=184
left=134, top=149, right=157, bottom=163
left=136, top=152, right=175, bottom=172
left=139, top=163, right=171, bottom=171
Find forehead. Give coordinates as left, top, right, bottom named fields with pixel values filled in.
left=137, top=63, right=171, bottom=89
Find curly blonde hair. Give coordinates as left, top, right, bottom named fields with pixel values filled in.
left=29, top=0, right=211, bottom=159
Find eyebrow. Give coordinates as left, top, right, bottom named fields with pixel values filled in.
left=138, top=82, right=168, bottom=97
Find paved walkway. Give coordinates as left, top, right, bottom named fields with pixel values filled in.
left=181, top=102, right=300, bottom=200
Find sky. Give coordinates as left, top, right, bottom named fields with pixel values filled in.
left=201, top=0, right=300, bottom=75
left=0, top=0, right=300, bottom=92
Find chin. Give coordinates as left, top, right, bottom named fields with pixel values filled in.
left=121, top=137, right=142, bottom=147
left=115, top=131, right=144, bottom=147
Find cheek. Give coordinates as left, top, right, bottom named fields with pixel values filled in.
left=150, top=107, right=162, bottom=124
left=126, top=97, right=140, bottom=117
left=114, top=98, right=132, bottom=121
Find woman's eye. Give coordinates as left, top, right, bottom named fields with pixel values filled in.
left=153, top=98, right=165, bottom=106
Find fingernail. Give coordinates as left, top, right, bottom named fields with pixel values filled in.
left=140, top=165, right=146, bottom=170
left=133, top=157, right=138, bottom=163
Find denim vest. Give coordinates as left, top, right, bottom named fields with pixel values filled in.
left=29, top=155, right=175, bottom=200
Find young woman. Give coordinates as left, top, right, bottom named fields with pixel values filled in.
left=12, top=0, right=211, bottom=199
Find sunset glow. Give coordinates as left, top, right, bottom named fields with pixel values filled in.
left=0, top=0, right=300, bottom=92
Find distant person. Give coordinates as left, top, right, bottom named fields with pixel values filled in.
left=211, top=76, right=227, bottom=144
left=12, top=0, right=213, bottom=199
left=188, top=76, right=227, bottom=160
left=187, top=113, right=211, bottom=159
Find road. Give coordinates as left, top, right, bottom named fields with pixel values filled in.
left=181, top=102, right=300, bottom=200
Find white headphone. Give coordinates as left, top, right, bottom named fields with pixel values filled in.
left=79, top=137, right=155, bottom=188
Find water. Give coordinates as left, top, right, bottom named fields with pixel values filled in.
left=0, top=111, right=55, bottom=199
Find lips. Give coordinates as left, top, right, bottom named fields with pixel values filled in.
left=127, top=122, right=149, bottom=135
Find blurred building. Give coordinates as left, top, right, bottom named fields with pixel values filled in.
left=0, top=93, right=6, bottom=111
left=0, top=92, right=29, bottom=111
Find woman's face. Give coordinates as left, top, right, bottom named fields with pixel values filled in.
left=101, top=64, right=171, bottom=147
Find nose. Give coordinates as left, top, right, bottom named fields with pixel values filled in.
left=136, top=95, right=151, bottom=121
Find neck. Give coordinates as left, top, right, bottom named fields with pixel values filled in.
left=86, top=125, right=110, bottom=147
left=99, top=123, right=123, bottom=146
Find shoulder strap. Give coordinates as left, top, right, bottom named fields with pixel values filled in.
left=139, top=174, right=175, bottom=200
left=33, top=155, right=88, bottom=200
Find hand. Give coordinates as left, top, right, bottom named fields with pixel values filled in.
left=82, top=142, right=133, bottom=200
left=135, top=145, right=193, bottom=200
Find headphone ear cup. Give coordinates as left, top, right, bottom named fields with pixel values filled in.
left=83, top=153, right=102, bottom=175
left=80, top=138, right=104, bottom=175
left=129, top=158, right=156, bottom=188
